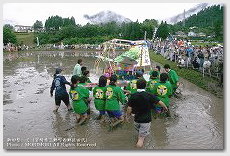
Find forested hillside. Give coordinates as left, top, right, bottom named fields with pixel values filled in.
left=175, top=5, right=223, bottom=40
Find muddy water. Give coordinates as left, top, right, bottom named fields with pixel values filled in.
left=3, top=50, right=224, bottom=150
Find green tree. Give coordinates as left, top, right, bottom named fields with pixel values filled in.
left=3, top=25, right=17, bottom=45
left=63, top=17, right=76, bottom=27
left=155, top=21, right=170, bottom=39
left=214, top=19, right=223, bottom=41
left=4, top=24, right=14, bottom=31
left=59, top=25, right=77, bottom=39
left=45, top=15, right=63, bottom=31
left=173, top=5, right=223, bottom=41
left=33, top=20, right=43, bottom=32
left=141, top=19, right=158, bottom=39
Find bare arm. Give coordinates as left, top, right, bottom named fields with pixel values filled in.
left=50, top=79, right=55, bottom=97
left=125, top=106, right=132, bottom=122
left=126, top=106, right=132, bottom=116
left=157, top=101, right=168, bottom=111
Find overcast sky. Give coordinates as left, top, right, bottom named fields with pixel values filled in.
left=3, top=3, right=208, bottom=26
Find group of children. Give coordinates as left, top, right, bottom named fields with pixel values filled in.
left=50, top=63, right=179, bottom=148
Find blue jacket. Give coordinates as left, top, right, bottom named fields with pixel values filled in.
left=50, top=74, right=70, bottom=97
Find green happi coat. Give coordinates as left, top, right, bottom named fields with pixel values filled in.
left=168, top=69, right=179, bottom=92
left=79, top=82, right=92, bottom=91
left=105, top=85, right=126, bottom=111
left=153, top=81, right=172, bottom=107
left=149, top=71, right=160, bottom=79
left=93, top=86, right=106, bottom=111
left=146, top=78, right=160, bottom=93
left=69, top=85, right=89, bottom=114
left=126, top=79, right=138, bottom=94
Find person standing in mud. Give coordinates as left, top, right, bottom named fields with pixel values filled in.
left=93, top=75, right=107, bottom=122
left=163, top=64, right=179, bottom=94
left=81, top=66, right=87, bottom=76
left=197, top=48, right=204, bottom=69
left=155, top=66, right=161, bottom=78
left=50, top=68, right=73, bottom=112
left=126, top=79, right=168, bottom=148
left=146, top=71, right=160, bottom=93
left=82, top=70, right=93, bottom=90
left=78, top=75, right=91, bottom=116
left=69, top=75, right=90, bottom=125
left=149, top=66, right=161, bottom=79
left=73, top=59, right=83, bottom=76
left=83, top=70, right=92, bottom=83
left=105, top=75, right=126, bottom=127
left=124, top=71, right=144, bottom=96
left=152, top=73, right=172, bottom=117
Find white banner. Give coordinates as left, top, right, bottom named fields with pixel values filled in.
left=136, top=44, right=151, bottom=67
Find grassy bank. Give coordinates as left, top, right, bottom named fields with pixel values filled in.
left=15, top=32, right=35, bottom=46
left=190, top=41, right=222, bottom=47
left=149, top=50, right=223, bottom=97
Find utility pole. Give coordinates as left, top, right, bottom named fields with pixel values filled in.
left=36, top=37, right=39, bottom=46
left=183, top=9, right=186, bottom=27
left=152, top=27, right=157, bottom=41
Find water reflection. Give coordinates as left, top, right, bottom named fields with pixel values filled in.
left=151, top=119, right=169, bottom=149
left=52, top=112, right=70, bottom=138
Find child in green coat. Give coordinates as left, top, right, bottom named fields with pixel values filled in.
left=124, top=71, right=144, bottom=95
left=153, top=73, right=172, bottom=117
left=93, top=75, right=107, bottom=122
left=78, top=75, right=91, bottom=116
left=146, top=71, right=160, bottom=93
left=105, top=75, right=126, bottom=127
left=164, top=64, right=179, bottom=94
left=69, top=75, right=90, bottom=125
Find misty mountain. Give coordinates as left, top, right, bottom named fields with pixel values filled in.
left=3, top=19, right=18, bottom=26
left=176, top=4, right=223, bottom=29
left=167, top=3, right=216, bottom=24
left=84, top=10, right=132, bottom=25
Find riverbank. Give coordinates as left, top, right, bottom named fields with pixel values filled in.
left=149, top=50, right=223, bottom=98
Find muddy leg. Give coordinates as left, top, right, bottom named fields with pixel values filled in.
left=111, top=116, right=124, bottom=127
left=53, top=105, right=59, bottom=113
left=54, top=98, right=61, bottom=112
left=165, top=109, right=171, bottom=117
left=96, top=114, right=102, bottom=120
left=76, top=114, right=81, bottom=123
left=99, top=115, right=106, bottom=123
left=62, top=95, right=72, bottom=111
left=78, top=114, right=88, bottom=125
left=67, top=105, right=73, bottom=111
left=136, top=136, right=145, bottom=148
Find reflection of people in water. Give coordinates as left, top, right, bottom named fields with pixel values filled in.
left=151, top=119, right=169, bottom=148
left=52, top=112, right=70, bottom=138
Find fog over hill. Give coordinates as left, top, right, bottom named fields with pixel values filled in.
left=167, top=3, right=223, bottom=24
left=3, top=19, right=18, bottom=26
left=84, top=10, right=132, bottom=24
